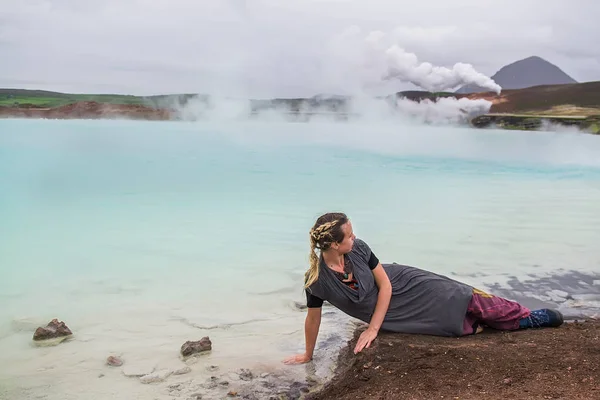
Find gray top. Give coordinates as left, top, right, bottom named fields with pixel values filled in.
left=306, top=238, right=474, bottom=337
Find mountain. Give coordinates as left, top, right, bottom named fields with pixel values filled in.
left=456, top=56, right=577, bottom=94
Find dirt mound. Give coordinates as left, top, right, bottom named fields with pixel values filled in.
left=308, top=320, right=600, bottom=400
left=464, top=81, right=600, bottom=115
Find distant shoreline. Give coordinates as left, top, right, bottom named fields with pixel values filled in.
left=1, top=82, right=600, bottom=132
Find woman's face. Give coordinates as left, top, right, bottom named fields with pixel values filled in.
left=334, top=221, right=356, bottom=254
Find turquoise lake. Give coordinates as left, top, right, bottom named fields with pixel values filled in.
left=1, top=118, right=599, bottom=399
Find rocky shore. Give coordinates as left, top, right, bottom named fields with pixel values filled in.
left=306, top=319, right=600, bottom=400
left=23, top=319, right=323, bottom=400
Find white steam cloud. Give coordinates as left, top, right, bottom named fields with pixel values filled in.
left=170, top=25, right=500, bottom=124
left=392, top=97, right=493, bottom=124
left=171, top=94, right=493, bottom=126
left=384, top=47, right=502, bottom=94
left=327, top=27, right=502, bottom=95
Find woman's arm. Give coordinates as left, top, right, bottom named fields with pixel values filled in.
left=354, top=263, right=392, bottom=354
left=283, top=307, right=322, bottom=364
left=303, top=307, right=322, bottom=359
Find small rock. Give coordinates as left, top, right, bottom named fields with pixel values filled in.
left=227, top=391, right=238, bottom=397
left=238, top=368, right=253, bottom=381
left=289, top=381, right=310, bottom=393
left=168, top=383, right=184, bottom=391
left=503, top=378, right=513, bottom=385
left=201, top=376, right=219, bottom=389
left=106, top=356, right=123, bottom=367
left=32, top=319, right=73, bottom=341
left=98, top=373, right=105, bottom=378
left=206, top=365, right=219, bottom=372
left=260, top=380, right=277, bottom=389
left=260, top=372, right=270, bottom=378
left=181, top=337, right=212, bottom=357
left=140, top=369, right=173, bottom=384
left=173, top=365, right=192, bottom=375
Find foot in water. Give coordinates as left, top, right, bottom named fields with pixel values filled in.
left=519, top=309, right=564, bottom=329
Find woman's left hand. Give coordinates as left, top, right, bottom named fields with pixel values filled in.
left=354, top=327, right=378, bottom=354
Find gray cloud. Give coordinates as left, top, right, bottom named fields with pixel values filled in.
left=0, top=0, right=598, bottom=96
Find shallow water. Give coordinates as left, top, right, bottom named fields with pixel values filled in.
left=1, top=118, right=599, bottom=399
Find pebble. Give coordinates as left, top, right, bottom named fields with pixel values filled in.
left=201, top=376, right=229, bottom=390
left=168, top=383, right=184, bottom=391
left=238, top=368, right=254, bottom=381
left=106, top=356, right=123, bottom=367
left=173, top=366, right=192, bottom=375
left=180, top=337, right=212, bottom=357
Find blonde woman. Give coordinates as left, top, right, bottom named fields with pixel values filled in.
left=284, top=212, right=564, bottom=365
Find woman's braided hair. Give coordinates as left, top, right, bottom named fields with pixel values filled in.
left=305, top=212, right=349, bottom=288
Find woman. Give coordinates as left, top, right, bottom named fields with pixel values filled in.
left=284, top=212, right=564, bottom=365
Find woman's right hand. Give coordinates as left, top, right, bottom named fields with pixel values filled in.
left=283, top=353, right=312, bottom=365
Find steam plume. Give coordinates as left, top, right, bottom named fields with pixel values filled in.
left=329, top=27, right=502, bottom=94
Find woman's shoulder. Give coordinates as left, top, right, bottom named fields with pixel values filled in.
left=351, top=238, right=373, bottom=257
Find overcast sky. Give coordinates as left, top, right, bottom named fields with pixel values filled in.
left=1, top=0, right=598, bottom=97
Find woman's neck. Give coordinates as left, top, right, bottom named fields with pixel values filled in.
left=322, top=250, right=345, bottom=272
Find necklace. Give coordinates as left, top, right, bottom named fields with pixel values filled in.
left=328, top=256, right=352, bottom=280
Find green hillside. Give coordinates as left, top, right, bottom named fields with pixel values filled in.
left=0, top=89, right=179, bottom=108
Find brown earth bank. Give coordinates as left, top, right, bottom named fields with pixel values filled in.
left=462, top=81, right=600, bottom=115
left=0, top=101, right=173, bottom=120
left=306, top=319, right=600, bottom=400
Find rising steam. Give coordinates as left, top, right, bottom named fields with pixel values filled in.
left=171, top=25, right=500, bottom=123
left=384, top=47, right=502, bottom=94
left=328, top=27, right=502, bottom=95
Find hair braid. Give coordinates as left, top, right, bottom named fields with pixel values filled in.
left=305, top=234, right=320, bottom=289
left=304, top=213, right=348, bottom=289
